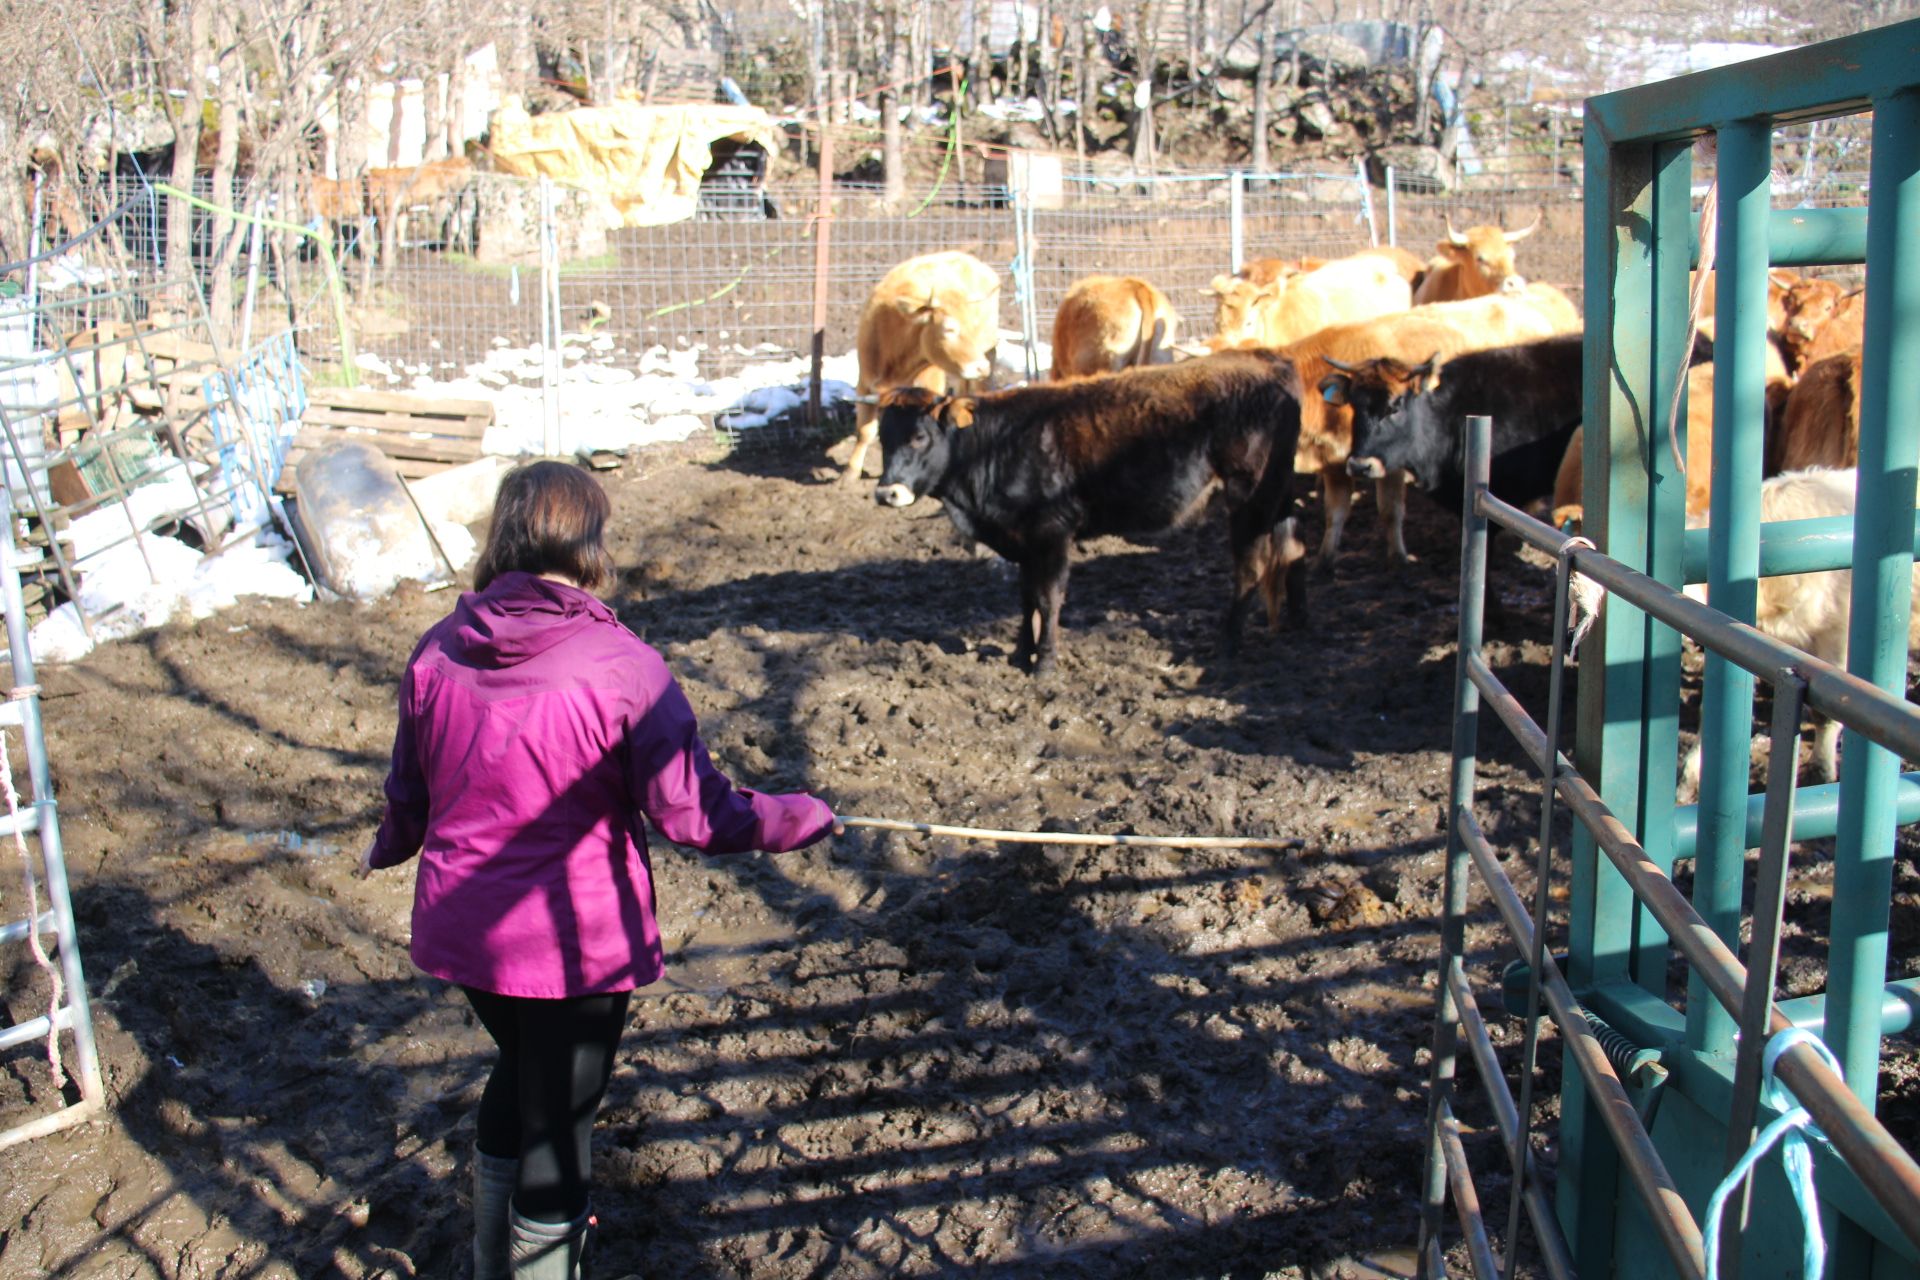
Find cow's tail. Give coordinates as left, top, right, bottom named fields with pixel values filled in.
left=1129, top=279, right=1170, bottom=367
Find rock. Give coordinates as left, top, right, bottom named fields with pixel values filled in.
left=1294, top=98, right=1338, bottom=139
left=1370, top=143, right=1454, bottom=192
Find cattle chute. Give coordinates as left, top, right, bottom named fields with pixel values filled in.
left=1414, top=19, right=1920, bottom=1279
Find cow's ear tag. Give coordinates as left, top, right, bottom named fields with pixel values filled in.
left=943, top=400, right=976, bottom=430
left=1318, top=377, right=1347, bottom=406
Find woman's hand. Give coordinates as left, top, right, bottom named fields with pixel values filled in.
left=353, top=844, right=379, bottom=880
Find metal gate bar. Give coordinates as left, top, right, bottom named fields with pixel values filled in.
left=1418, top=417, right=1920, bottom=1276
left=0, top=484, right=103, bottom=1151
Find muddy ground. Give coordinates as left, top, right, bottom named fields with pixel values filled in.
left=1, top=439, right=1912, bottom=1279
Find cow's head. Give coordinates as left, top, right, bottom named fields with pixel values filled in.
left=1435, top=215, right=1538, bottom=297
left=897, top=286, right=1000, bottom=383
left=1778, top=277, right=1853, bottom=361
left=1321, top=353, right=1448, bottom=485
left=1203, top=273, right=1288, bottom=347
left=874, top=387, right=972, bottom=508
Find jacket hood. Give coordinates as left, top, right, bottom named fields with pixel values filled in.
left=444, top=572, right=617, bottom=668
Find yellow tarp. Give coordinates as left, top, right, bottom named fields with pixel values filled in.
left=487, top=98, right=779, bottom=228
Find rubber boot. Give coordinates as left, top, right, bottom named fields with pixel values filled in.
left=509, top=1203, right=592, bottom=1279
left=472, top=1148, right=520, bottom=1280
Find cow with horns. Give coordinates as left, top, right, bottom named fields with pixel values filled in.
left=872, top=350, right=1309, bottom=674
left=1411, top=216, right=1541, bottom=304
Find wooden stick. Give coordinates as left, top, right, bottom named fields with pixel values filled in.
left=837, top=815, right=1303, bottom=851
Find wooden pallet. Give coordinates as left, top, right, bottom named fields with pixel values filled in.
left=277, top=386, right=492, bottom=493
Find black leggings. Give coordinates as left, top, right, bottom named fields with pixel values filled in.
left=462, top=986, right=631, bottom=1223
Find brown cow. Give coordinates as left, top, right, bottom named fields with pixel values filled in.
left=847, top=250, right=1002, bottom=481
left=1777, top=276, right=1865, bottom=374
left=1283, top=289, right=1578, bottom=569
left=1411, top=215, right=1540, bottom=304
left=1774, top=348, right=1864, bottom=474
left=1050, top=275, right=1180, bottom=380
left=1204, top=252, right=1413, bottom=351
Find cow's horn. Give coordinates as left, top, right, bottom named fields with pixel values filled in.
left=851, top=394, right=880, bottom=406
left=1321, top=354, right=1359, bottom=372
left=1503, top=212, right=1541, bottom=242
left=1445, top=218, right=1469, bottom=246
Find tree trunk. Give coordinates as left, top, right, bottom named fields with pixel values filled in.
left=1132, top=0, right=1158, bottom=172
left=1037, top=0, right=1060, bottom=144
left=454, top=55, right=473, bottom=156
left=883, top=0, right=906, bottom=205
left=387, top=70, right=407, bottom=166
left=208, top=48, right=243, bottom=350
left=1075, top=14, right=1091, bottom=169
left=424, top=66, right=447, bottom=162
left=972, top=0, right=993, bottom=111
left=1251, top=3, right=1273, bottom=171
left=166, top=0, right=211, bottom=280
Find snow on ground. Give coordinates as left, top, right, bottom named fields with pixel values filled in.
left=359, top=337, right=863, bottom=456
left=26, top=326, right=1053, bottom=664
left=30, top=516, right=312, bottom=664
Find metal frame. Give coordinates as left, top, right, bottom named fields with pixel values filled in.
left=0, top=480, right=104, bottom=1151
left=1418, top=20, right=1920, bottom=1276
left=1576, top=19, right=1920, bottom=1278
left=1418, top=421, right=1920, bottom=1278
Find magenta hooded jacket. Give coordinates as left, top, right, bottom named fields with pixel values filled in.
left=369, top=571, right=835, bottom=998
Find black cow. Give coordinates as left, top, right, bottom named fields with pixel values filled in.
left=1331, top=330, right=1720, bottom=518
left=874, top=348, right=1308, bottom=674
left=1329, top=335, right=1585, bottom=517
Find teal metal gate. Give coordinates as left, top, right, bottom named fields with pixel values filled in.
left=1418, top=19, right=1920, bottom=1279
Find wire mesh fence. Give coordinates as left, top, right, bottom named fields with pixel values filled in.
left=6, top=118, right=1881, bottom=484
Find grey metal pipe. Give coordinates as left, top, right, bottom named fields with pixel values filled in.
left=1445, top=962, right=1577, bottom=1280
left=1459, top=807, right=1707, bottom=1277
left=1478, top=491, right=1920, bottom=766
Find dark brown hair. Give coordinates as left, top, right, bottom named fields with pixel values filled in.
left=474, top=461, right=615, bottom=593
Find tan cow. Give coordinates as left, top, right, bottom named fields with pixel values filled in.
left=1553, top=337, right=1793, bottom=531
left=1203, top=252, right=1413, bottom=351
left=1777, top=276, right=1865, bottom=374
left=1411, top=216, right=1540, bottom=304
left=847, top=250, right=1002, bottom=481
left=365, top=156, right=476, bottom=260
left=1050, top=275, right=1180, bottom=380
left=1282, top=289, right=1579, bottom=569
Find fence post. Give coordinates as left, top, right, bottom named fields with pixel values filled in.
left=1386, top=166, right=1398, bottom=247
left=538, top=177, right=561, bottom=458
left=238, top=198, right=266, bottom=353
left=1229, top=170, right=1245, bottom=274
left=1356, top=157, right=1378, bottom=247
left=1012, top=187, right=1038, bottom=381
left=809, top=124, right=833, bottom=430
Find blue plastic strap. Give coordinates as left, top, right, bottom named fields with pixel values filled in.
left=1702, top=1028, right=1845, bottom=1279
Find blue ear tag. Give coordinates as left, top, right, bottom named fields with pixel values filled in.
left=1321, top=386, right=1342, bottom=405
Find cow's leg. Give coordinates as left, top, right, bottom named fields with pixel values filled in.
left=1028, top=542, right=1070, bottom=676
left=1376, top=469, right=1413, bottom=565
left=1013, top=561, right=1041, bottom=670
left=1235, top=466, right=1309, bottom=647
left=842, top=405, right=877, bottom=483
left=1315, top=464, right=1354, bottom=574
left=1264, top=517, right=1309, bottom=632
left=1809, top=714, right=1840, bottom=783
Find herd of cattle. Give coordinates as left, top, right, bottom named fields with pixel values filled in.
left=847, top=219, right=1894, bottom=786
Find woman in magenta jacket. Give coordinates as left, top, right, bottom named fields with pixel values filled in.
left=360, top=461, right=836, bottom=1280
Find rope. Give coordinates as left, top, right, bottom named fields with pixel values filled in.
left=905, top=76, right=967, bottom=221
left=1702, top=1028, right=1843, bottom=1279
left=646, top=242, right=789, bottom=320
left=1667, top=134, right=1718, bottom=479
left=1, top=722, right=67, bottom=1091
left=837, top=815, right=1303, bottom=851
